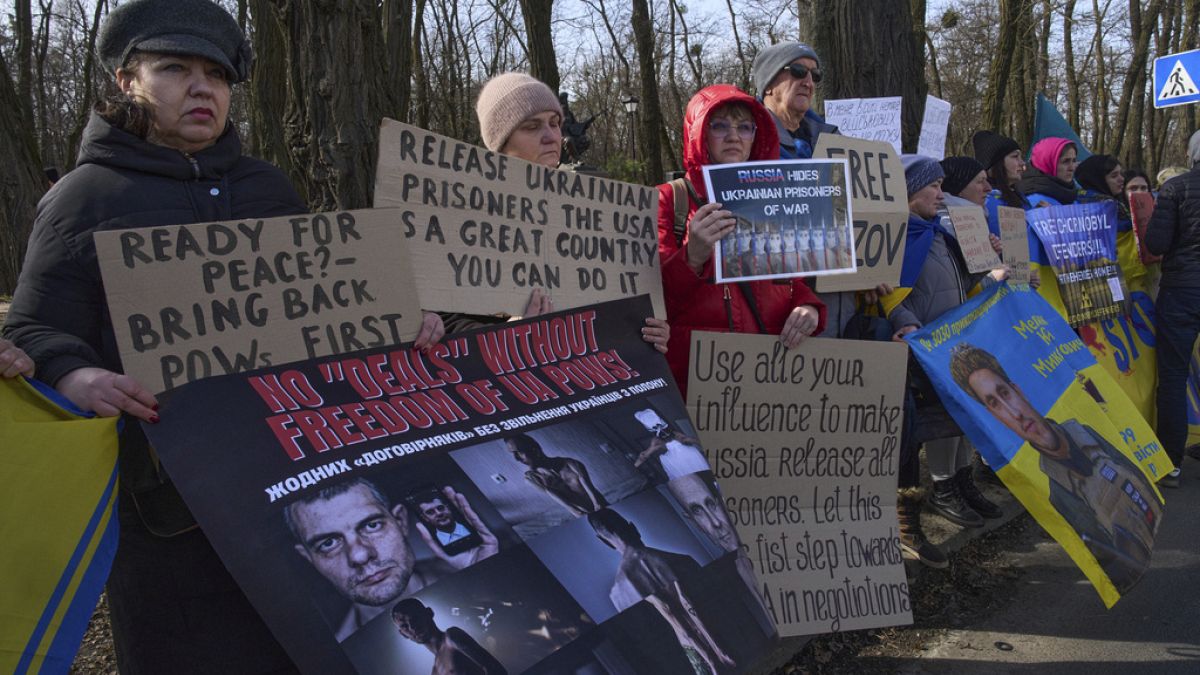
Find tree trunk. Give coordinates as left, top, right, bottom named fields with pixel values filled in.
left=34, top=0, right=53, bottom=169
left=257, top=0, right=398, bottom=211
left=1008, top=0, right=1034, bottom=148
left=519, top=0, right=560, bottom=92
left=724, top=0, right=750, bottom=91
left=630, top=0, right=664, bottom=184
left=412, top=0, right=431, bottom=128
left=1064, top=0, right=1080, bottom=131
left=383, top=0, right=416, bottom=121
left=15, top=0, right=36, bottom=133
left=1110, top=0, right=1161, bottom=160
left=64, top=0, right=105, bottom=171
left=982, top=0, right=1020, bottom=132
left=812, top=0, right=928, bottom=152
left=0, top=50, right=45, bottom=295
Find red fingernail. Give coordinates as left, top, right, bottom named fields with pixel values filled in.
left=150, top=414, right=160, bottom=424
left=152, top=404, right=160, bottom=411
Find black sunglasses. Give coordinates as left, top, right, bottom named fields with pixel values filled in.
left=782, top=63, right=822, bottom=83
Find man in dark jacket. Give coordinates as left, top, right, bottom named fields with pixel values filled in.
left=751, top=41, right=838, bottom=161
left=1144, top=128, right=1200, bottom=487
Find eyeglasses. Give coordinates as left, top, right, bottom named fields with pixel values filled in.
left=708, top=119, right=756, bottom=140
left=782, top=63, right=822, bottom=83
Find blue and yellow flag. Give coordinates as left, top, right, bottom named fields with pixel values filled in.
left=909, top=283, right=1170, bottom=608
left=0, top=377, right=119, bottom=674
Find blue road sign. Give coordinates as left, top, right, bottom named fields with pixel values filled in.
left=1154, top=49, right=1200, bottom=109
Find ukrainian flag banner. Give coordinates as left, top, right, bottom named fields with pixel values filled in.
left=908, top=283, right=1171, bottom=608
left=1026, top=212, right=1160, bottom=426
left=0, top=377, right=119, bottom=674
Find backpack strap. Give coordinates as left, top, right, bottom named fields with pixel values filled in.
left=669, top=177, right=690, bottom=247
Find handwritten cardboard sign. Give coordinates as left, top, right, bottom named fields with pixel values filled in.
left=373, top=119, right=665, bottom=317
left=917, top=95, right=952, bottom=160
left=997, top=206, right=1032, bottom=285
left=96, top=209, right=423, bottom=393
left=812, top=135, right=909, bottom=291
left=947, top=205, right=1002, bottom=273
left=823, top=97, right=903, bottom=152
left=688, top=332, right=912, bottom=636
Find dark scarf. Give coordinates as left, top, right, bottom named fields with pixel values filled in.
left=1016, top=167, right=1080, bottom=206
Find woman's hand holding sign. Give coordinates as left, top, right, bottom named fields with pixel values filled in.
left=56, top=366, right=159, bottom=422
left=780, top=305, right=821, bottom=348
left=685, top=202, right=737, bottom=274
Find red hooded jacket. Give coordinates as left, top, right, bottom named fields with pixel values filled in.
left=657, top=85, right=826, bottom=396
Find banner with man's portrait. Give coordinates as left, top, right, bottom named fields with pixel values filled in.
left=907, top=283, right=1171, bottom=608
left=142, top=296, right=777, bottom=674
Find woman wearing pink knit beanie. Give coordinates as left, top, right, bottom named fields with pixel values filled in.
left=471, top=72, right=670, bottom=353
left=476, top=72, right=564, bottom=165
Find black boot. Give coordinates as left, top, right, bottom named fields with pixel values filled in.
left=897, top=488, right=947, bottom=569
left=957, top=467, right=1002, bottom=519
left=928, top=477, right=984, bottom=528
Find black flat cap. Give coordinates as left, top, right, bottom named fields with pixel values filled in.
left=98, top=0, right=252, bottom=83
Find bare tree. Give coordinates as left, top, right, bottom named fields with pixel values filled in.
left=0, top=50, right=45, bottom=295
left=519, top=0, right=560, bottom=92
left=630, top=0, right=665, bottom=183
left=812, top=0, right=928, bottom=151
left=252, top=0, right=399, bottom=211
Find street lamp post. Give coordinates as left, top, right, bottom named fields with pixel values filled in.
left=623, top=96, right=640, bottom=161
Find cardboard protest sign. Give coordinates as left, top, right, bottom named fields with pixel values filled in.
left=812, top=135, right=909, bottom=291
left=1128, top=192, right=1161, bottom=264
left=1027, top=202, right=1126, bottom=327
left=373, top=119, right=665, bottom=318
left=916, top=95, right=952, bottom=160
left=687, top=332, right=912, bottom=636
left=823, top=97, right=903, bottom=152
left=908, top=283, right=1170, bottom=608
left=700, top=159, right=854, bottom=283
left=946, top=205, right=1002, bottom=273
left=142, top=297, right=777, bottom=674
left=96, top=210, right=423, bottom=393
left=997, top=206, right=1032, bottom=285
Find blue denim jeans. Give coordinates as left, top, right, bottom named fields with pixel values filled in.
left=1154, top=285, right=1200, bottom=467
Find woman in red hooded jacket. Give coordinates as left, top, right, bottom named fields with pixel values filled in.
left=657, top=84, right=826, bottom=395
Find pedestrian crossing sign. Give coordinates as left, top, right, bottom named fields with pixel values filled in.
left=1154, top=49, right=1200, bottom=108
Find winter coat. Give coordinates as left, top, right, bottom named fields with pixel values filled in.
left=766, top=107, right=839, bottom=161
left=762, top=105, right=857, bottom=335
left=1145, top=166, right=1200, bottom=287
left=1017, top=167, right=1081, bottom=207
left=657, top=85, right=826, bottom=396
left=887, top=213, right=992, bottom=332
left=3, top=112, right=305, bottom=534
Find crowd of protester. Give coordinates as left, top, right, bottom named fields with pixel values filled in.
left=0, top=0, right=1196, bottom=670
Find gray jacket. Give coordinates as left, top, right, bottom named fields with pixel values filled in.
left=888, top=217, right=992, bottom=332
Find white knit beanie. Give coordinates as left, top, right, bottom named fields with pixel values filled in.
left=475, top=72, right=562, bottom=152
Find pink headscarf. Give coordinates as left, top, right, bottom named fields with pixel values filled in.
left=1029, top=137, right=1075, bottom=177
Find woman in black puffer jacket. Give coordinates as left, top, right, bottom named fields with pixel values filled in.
left=2, top=1, right=446, bottom=671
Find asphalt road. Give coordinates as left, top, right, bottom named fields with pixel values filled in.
left=875, top=455, right=1200, bottom=674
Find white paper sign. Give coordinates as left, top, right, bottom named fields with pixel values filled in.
left=823, top=97, right=903, bottom=153
left=917, top=95, right=952, bottom=160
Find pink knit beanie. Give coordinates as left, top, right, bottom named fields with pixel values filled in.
left=475, top=73, right=562, bottom=152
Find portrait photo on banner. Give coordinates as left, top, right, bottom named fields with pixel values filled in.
left=909, top=283, right=1168, bottom=607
